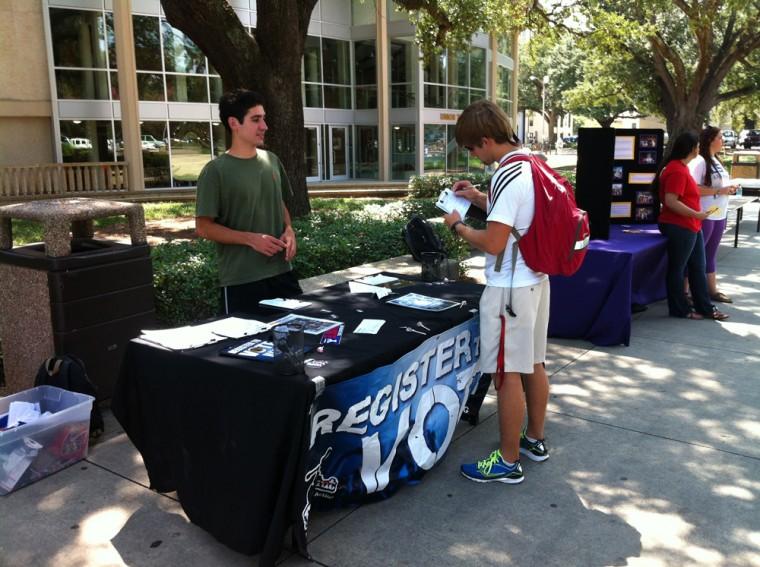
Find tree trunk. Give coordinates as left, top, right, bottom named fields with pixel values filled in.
left=160, top=0, right=316, bottom=217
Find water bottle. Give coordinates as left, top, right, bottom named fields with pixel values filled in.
left=736, top=184, right=742, bottom=197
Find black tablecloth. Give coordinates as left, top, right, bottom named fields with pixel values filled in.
left=112, top=278, right=484, bottom=566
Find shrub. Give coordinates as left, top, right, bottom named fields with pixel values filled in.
left=407, top=172, right=492, bottom=198
left=151, top=239, right=220, bottom=326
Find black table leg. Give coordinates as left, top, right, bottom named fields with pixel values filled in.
left=734, top=207, right=742, bottom=247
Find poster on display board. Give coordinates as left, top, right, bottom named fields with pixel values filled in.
left=303, top=318, right=481, bottom=516
left=576, top=127, right=665, bottom=239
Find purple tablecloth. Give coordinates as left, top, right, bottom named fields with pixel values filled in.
left=548, top=224, right=667, bottom=346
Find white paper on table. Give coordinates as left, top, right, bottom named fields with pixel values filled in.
left=139, top=325, right=224, bottom=350
left=355, top=274, right=398, bottom=286
left=436, top=188, right=471, bottom=218
left=258, top=297, right=312, bottom=310
left=191, top=317, right=271, bottom=339
left=353, top=319, right=386, bottom=334
left=348, top=280, right=391, bottom=299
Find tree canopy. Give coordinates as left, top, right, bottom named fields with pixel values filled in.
left=569, top=0, right=760, bottom=138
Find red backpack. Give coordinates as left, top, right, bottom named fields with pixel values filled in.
left=495, top=153, right=590, bottom=278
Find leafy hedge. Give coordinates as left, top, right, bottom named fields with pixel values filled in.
left=409, top=165, right=577, bottom=199
left=151, top=198, right=469, bottom=326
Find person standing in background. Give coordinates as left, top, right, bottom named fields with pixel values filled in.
left=688, top=126, right=738, bottom=303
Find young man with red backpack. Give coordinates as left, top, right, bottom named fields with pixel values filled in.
left=443, top=100, right=552, bottom=484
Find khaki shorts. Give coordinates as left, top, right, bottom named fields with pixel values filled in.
left=479, top=279, right=550, bottom=374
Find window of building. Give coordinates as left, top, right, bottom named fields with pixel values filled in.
left=162, top=21, right=206, bottom=74
left=352, top=0, right=376, bottom=25
left=60, top=120, right=114, bottom=163
left=423, top=125, right=446, bottom=173
left=50, top=9, right=109, bottom=69
left=166, top=75, right=209, bottom=103
left=423, top=48, right=486, bottom=110
left=497, top=65, right=513, bottom=116
left=140, top=122, right=170, bottom=188
left=322, top=38, right=352, bottom=109
left=302, top=35, right=322, bottom=107
left=390, top=40, right=414, bottom=108
left=354, top=40, right=376, bottom=109
left=133, top=15, right=162, bottom=71
left=356, top=125, right=379, bottom=179
left=169, top=122, right=212, bottom=187
left=391, top=124, right=416, bottom=180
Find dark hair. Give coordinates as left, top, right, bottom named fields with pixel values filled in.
left=666, top=131, right=699, bottom=163
left=653, top=131, right=698, bottom=195
left=219, top=89, right=266, bottom=134
left=698, top=126, right=721, bottom=187
left=455, top=99, right=521, bottom=148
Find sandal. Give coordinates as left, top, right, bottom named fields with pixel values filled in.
left=707, top=307, right=729, bottom=321
left=710, top=292, right=733, bottom=303
left=685, top=311, right=704, bottom=320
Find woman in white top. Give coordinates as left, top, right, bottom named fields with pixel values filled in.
left=688, top=126, right=739, bottom=303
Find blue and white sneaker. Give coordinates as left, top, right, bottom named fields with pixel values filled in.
left=519, top=432, right=549, bottom=462
left=460, top=449, right=524, bottom=484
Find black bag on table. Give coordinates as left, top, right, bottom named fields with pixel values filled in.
left=402, top=215, right=448, bottom=281
left=35, top=355, right=104, bottom=440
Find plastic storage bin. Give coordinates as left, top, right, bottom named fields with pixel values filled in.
left=0, top=385, right=94, bottom=495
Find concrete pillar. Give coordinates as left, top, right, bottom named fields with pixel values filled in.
left=112, top=0, right=144, bottom=191
left=376, top=0, right=390, bottom=181
left=489, top=33, right=498, bottom=103
left=510, top=30, right=520, bottom=127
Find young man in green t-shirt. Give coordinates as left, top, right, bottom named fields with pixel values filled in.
left=196, top=89, right=302, bottom=314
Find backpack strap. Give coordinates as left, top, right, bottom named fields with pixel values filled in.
left=491, top=153, right=532, bottom=318
left=45, top=357, right=63, bottom=376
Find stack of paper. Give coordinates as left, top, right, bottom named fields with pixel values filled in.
left=139, top=317, right=271, bottom=349
left=348, top=280, right=391, bottom=299
left=355, top=274, right=398, bottom=286
left=259, top=298, right=312, bottom=310
left=191, top=317, right=271, bottom=338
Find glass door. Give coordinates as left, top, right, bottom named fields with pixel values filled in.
left=329, top=126, right=349, bottom=180
left=304, top=126, right=321, bottom=182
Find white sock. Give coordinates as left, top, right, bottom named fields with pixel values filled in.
left=525, top=434, right=539, bottom=443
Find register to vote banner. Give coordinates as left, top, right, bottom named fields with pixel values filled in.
left=305, top=319, right=481, bottom=509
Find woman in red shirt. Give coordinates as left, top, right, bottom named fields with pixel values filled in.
left=657, top=131, right=729, bottom=320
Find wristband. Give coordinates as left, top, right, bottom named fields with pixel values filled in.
left=450, top=220, right=465, bottom=235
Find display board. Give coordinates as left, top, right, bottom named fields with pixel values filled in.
left=576, top=127, right=665, bottom=240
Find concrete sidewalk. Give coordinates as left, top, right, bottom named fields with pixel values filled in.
left=1, top=203, right=758, bottom=567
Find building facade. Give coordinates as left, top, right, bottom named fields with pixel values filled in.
left=0, top=0, right=517, bottom=189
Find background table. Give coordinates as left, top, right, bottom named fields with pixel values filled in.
left=112, top=278, right=483, bottom=566
left=548, top=224, right=667, bottom=346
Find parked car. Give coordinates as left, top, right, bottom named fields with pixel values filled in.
left=141, top=134, right=166, bottom=149
left=743, top=129, right=760, bottom=149
left=562, top=135, right=578, bottom=148
left=722, top=129, right=737, bottom=149
left=141, top=139, right=159, bottom=151
left=69, top=137, right=92, bottom=150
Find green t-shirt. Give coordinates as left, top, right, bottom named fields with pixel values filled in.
left=196, top=151, right=293, bottom=287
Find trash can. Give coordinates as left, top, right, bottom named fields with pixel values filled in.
left=731, top=150, right=760, bottom=179
left=0, top=198, right=156, bottom=399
